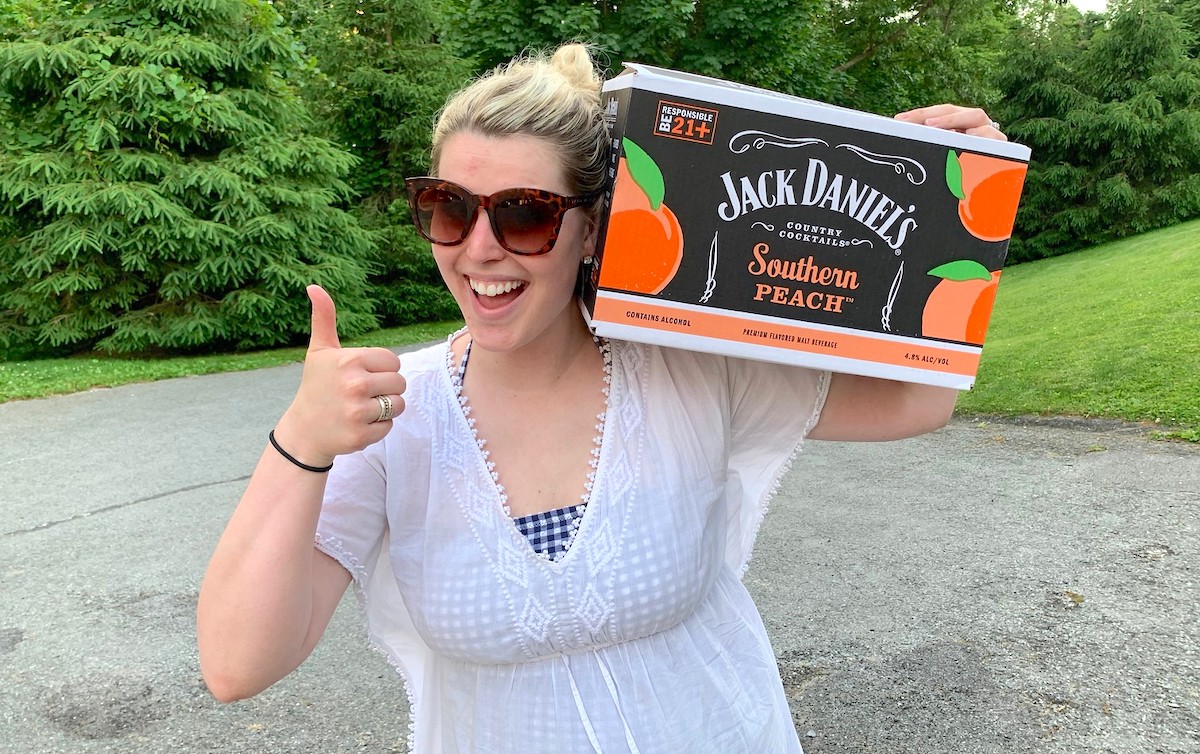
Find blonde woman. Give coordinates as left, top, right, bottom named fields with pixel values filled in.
left=198, top=44, right=1007, bottom=753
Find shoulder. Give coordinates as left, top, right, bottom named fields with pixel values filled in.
left=607, top=339, right=731, bottom=403
left=614, top=338, right=723, bottom=379
left=396, top=337, right=452, bottom=383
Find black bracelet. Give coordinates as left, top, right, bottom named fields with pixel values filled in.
left=268, top=430, right=334, bottom=473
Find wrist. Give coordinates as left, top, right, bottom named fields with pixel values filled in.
left=268, top=421, right=335, bottom=471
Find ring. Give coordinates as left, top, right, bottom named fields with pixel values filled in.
left=373, top=394, right=394, bottom=423
left=990, top=120, right=1001, bottom=130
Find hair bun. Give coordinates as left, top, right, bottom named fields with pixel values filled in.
left=551, top=43, right=602, bottom=96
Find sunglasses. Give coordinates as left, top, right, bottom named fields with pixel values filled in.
left=403, top=177, right=601, bottom=256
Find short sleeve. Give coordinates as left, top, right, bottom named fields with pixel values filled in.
left=314, top=443, right=388, bottom=583
left=725, top=358, right=831, bottom=575
left=728, top=358, right=829, bottom=454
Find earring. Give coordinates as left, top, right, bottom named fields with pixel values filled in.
left=582, top=255, right=595, bottom=265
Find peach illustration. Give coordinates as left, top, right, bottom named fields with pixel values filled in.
left=921, top=260, right=1001, bottom=345
left=597, top=140, right=684, bottom=295
left=947, top=151, right=1028, bottom=243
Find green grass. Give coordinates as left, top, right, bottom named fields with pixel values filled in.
left=3, top=220, right=1198, bottom=441
left=0, top=320, right=463, bottom=403
left=958, top=218, right=1200, bottom=441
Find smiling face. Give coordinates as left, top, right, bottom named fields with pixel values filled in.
left=431, top=132, right=597, bottom=356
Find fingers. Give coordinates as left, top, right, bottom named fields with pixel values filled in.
left=329, top=359, right=405, bottom=420
left=365, top=392, right=407, bottom=425
left=358, top=346, right=402, bottom=374
left=965, top=123, right=1008, bottom=142
left=894, top=103, right=966, bottom=125
left=347, top=370, right=407, bottom=406
left=895, top=104, right=987, bottom=130
left=277, top=359, right=406, bottom=463
left=307, top=284, right=341, bottom=351
left=895, top=104, right=1007, bottom=141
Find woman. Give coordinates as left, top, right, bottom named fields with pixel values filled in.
left=197, top=44, right=1008, bottom=753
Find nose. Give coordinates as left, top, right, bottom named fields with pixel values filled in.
left=460, top=207, right=506, bottom=262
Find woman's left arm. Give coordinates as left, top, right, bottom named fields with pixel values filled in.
left=809, top=104, right=1006, bottom=442
left=809, top=375, right=957, bottom=441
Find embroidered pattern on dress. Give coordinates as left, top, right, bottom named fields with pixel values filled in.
left=586, top=517, right=619, bottom=578
left=587, top=342, right=648, bottom=641
left=313, top=533, right=368, bottom=580
left=576, top=582, right=609, bottom=635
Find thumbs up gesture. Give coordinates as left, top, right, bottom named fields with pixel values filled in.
left=271, top=285, right=407, bottom=468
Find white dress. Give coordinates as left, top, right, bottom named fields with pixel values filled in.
left=315, top=337, right=829, bottom=753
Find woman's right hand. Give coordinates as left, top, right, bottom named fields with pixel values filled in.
left=271, top=285, right=406, bottom=468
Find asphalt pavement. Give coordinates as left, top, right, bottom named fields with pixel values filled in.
left=1, top=355, right=1197, bottom=753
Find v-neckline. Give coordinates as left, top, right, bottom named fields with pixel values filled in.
left=441, top=330, right=614, bottom=568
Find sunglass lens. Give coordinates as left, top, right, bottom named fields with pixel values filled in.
left=416, top=187, right=471, bottom=243
left=494, top=197, right=557, bottom=253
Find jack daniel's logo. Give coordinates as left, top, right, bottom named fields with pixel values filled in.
left=717, top=158, right=919, bottom=251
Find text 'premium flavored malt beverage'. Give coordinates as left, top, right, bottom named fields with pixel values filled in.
left=580, top=64, right=1032, bottom=390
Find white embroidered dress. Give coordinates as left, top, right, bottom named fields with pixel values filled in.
left=315, top=337, right=829, bottom=754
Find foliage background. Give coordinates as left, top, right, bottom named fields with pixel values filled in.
left=0, top=0, right=378, bottom=355
left=1, top=0, right=1198, bottom=358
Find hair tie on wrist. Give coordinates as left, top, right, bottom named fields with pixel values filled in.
left=269, top=430, right=334, bottom=473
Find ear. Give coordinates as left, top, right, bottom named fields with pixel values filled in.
left=580, top=219, right=599, bottom=263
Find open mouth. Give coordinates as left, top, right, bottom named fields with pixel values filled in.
left=468, top=278, right=527, bottom=309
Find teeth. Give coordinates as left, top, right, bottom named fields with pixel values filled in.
left=470, top=279, right=525, bottom=297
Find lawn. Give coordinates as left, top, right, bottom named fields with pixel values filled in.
left=958, top=219, right=1200, bottom=441
left=0, top=319, right=463, bottom=403
left=2, top=219, right=1198, bottom=442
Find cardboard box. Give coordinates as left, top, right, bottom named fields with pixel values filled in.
left=581, top=64, right=1032, bottom=389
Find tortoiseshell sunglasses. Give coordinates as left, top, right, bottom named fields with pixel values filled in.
left=403, top=177, right=600, bottom=256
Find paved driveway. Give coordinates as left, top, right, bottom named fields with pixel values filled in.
left=1, top=361, right=1196, bottom=753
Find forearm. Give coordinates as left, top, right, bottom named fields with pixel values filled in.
left=197, top=285, right=399, bottom=700
left=196, top=443, right=337, bottom=700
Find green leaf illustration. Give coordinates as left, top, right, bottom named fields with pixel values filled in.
left=946, top=150, right=965, bottom=200
left=928, top=260, right=993, bottom=282
left=622, top=137, right=665, bottom=211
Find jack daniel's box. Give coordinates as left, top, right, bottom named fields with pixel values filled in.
left=580, top=64, right=1031, bottom=390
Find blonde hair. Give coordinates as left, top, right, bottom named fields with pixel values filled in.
left=431, top=44, right=609, bottom=217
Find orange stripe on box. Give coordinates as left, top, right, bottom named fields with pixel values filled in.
left=592, top=296, right=980, bottom=377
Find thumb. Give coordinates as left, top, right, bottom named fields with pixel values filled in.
left=306, top=284, right=341, bottom=351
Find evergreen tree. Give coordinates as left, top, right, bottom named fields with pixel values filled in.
left=1164, top=0, right=1200, bottom=56
left=997, top=0, right=1200, bottom=260
left=1, top=0, right=50, bottom=39
left=828, top=0, right=1016, bottom=114
left=440, top=0, right=603, bottom=72
left=671, top=0, right=842, bottom=102
left=0, top=0, right=377, bottom=355
left=285, top=0, right=469, bottom=326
